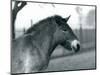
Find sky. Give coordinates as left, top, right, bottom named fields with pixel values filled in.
left=12, top=1, right=95, bottom=30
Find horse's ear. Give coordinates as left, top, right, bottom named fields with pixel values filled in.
left=65, top=15, right=71, bottom=22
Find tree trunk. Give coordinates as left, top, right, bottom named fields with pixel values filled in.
left=12, top=1, right=27, bottom=39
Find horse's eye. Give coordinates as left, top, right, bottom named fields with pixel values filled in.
left=62, top=27, right=67, bottom=31
left=62, top=29, right=67, bottom=32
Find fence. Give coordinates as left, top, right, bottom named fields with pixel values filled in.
left=15, top=27, right=96, bottom=58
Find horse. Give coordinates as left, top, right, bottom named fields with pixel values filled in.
left=11, top=15, right=80, bottom=74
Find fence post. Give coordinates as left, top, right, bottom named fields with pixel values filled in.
left=23, top=28, right=25, bottom=33
left=31, top=19, right=33, bottom=27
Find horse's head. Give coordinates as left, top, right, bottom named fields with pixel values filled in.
left=54, top=15, right=80, bottom=53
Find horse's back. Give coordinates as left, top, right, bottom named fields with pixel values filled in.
left=11, top=34, right=42, bottom=73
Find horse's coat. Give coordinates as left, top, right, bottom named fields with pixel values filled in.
left=11, top=15, right=80, bottom=74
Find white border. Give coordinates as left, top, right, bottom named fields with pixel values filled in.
left=0, top=0, right=99, bottom=75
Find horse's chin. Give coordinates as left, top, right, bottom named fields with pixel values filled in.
left=61, top=41, right=72, bottom=51
left=62, top=45, right=80, bottom=53
left=71, top=46, right=80, bottom=53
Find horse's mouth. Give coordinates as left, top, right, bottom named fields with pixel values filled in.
left=72, top=43, right=80, bottom=53
left=71, top=40, right=80, bottom=53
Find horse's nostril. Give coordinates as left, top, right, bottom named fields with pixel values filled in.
left=77, top=44, right=80, bottom=50
left=71, top=40, right=80, bottom=52
left=72, top=43, right=80, bottom=52
left=74, top=44, right=80, bottom=52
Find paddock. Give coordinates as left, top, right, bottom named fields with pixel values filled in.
left=45, top=44, right=95, bottom=72
left=15, top=28, right=96, bottom=73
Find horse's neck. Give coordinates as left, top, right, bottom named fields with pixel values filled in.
left=30, top=24, right=57, bottom=59
left=48, top=41, right=58, bottom=57
left=32, top=35, right=58, bottom=61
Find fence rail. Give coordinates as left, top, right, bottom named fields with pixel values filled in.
left=15, top=28, right=96, bottom=58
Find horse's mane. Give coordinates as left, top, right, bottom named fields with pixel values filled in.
left=25, top=15, right=63, bottom=34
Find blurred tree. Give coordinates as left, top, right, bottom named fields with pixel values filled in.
left=86, top=9, right=95, bottom=26
left=75, top=7, right=83, bottom=45
left=12, top=1, right=27, bottom=39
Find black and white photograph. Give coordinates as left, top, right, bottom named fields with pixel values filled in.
left=11, top=0, right=96, bottom=74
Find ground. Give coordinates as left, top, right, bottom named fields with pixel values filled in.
left=44, top=49, right=95, bottom=72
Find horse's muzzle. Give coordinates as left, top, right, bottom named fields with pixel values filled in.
left=71, top=40, right=80, bottom=53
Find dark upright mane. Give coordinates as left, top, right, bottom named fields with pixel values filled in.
left=25, top=15, right=64, bottom=34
